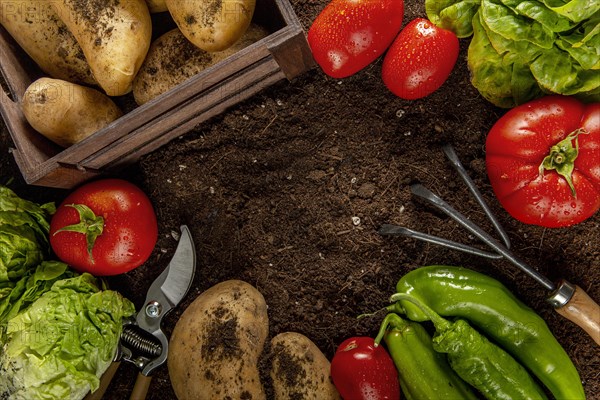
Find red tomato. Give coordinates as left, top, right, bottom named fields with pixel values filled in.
left=486, top=96, right=600, bottom=228
left=50, top=179, right=158, bottom=275
left=330, top=336, right=400, bottom=399
left=307, top=0, right=404, bottom=79
left=382, top=18, right=459, bottom=100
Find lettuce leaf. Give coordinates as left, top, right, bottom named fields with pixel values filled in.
left=426, top=0, right=600, bottom=107
left=426, top=0, right=481, bottom=37
left=540, top=0, right=600, bottom=22
left=0, top=261, right=75, bottom=326
left=0, top=186, right=55, bottom=285
left=0, top=273, right=135, bottom=400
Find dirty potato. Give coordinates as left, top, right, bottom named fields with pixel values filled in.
left=165, top=0, right=256, bottom=52
left=145, top=0, right=168, bottom=13
left=270, top=332, right=342, bottom=400
left=168, top=280, right=269, bottom=400
left=51, top=0, right=152, bottom=96
left=0, top=1, right=95, bottom=85
left=22, top=78, right=122, bottom=147
left=133, top=24, right=268, bottom=105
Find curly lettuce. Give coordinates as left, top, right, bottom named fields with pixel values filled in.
left=0, top=273, right=135, bottom=400
left=426, top=0, right=600, bottom=107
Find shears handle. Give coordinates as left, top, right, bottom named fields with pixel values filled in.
left=130, top=373, right=153, bottom=400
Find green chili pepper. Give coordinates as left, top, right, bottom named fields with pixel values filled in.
left=374, top=313, right=478, bottom=400
left=393, top=293, right=549, bottom=400
left=388, top=265, right=584, bottom=400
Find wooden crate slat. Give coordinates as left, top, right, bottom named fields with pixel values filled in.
left=0, top=89, right=60, bottom=174
left=0, top=26, right=40, bottom=101
left=272, top=0, right=302, bottom=27
left=268, top=30, right=315, bottom=80
left=53, top=42, right=274, bottom=166
left=110, top=71, right=286, bottom=168
left=81, top=57, right=283, bottom=169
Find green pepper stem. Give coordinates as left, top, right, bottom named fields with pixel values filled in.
left=390, top=293, right=451, bottom=331
left=357, top=306, right=389, bottom=320
left=374, top=313, right=408, bottom=347
left=54, top=204, right=104, bottom=263
left=539, top=128, right=588, bottom=197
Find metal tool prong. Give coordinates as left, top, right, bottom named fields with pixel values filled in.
left=409, top=183, right=556, bottom=291
left=442, top=144, right=511, bottom=249
left=378, top=224, right=503, bottom=259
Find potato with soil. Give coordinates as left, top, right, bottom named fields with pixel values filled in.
left=165, top=0, right=256, bottom=52
left=133, top=24, right=269, bottom=105
left=270, top=332, right=342, bottom=400
left=0, top=1, right=96, bottom=85
left=168, top=280, right=268, bottom=400
left=145, top=0, right=168, bottom=13
left=22, top=77, right=122, bottom=147
left=51, top=0, right=152, bottom=96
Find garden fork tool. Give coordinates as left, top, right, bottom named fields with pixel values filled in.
left=85, top=225, right=197, bottom=400
left=379, top=144, right=600, bottom=345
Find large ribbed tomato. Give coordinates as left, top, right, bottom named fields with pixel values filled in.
left=50, top=179, right=158, bottom=275
left=486, top=96, right=600, bottom=228
left=307, top=0, right=404, bottom=79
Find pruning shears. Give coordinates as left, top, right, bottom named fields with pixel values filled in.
left=85, top=225, right=197, bottom=400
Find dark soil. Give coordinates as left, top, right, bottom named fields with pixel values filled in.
left=1, top=0, right=598, bottom=399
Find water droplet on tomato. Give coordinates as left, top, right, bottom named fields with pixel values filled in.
left=570, top=202, right=577, bottom=209
left=530, top=196, right=542, bottom=205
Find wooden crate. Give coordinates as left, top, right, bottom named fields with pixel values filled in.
left=0, top=0, right=314, bottom=188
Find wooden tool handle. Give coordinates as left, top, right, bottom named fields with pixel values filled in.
left=84, top=361, right=120, bottom=400
left=555, top=285, right=600, bottom=346
left=129, top=373, right=152, bottom=400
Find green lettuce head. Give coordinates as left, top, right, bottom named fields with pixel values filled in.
left=0, top=273, right=135, bottom=400
left=426, top=0, right=600, bottom=107
left=0, top=186, right=55, bottom=283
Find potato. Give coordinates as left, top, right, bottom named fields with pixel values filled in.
left=133, top=23, right=268, bottom=105
left=168, top=280, right=268, bottom=400
left=165, top=0, right=256, bottom=52
left=145, top=0, right=168, bottom=13
left=22, top=77, right=122, bottom=148
left=270, top=332, right=342, bottom=400
left=0, top=1, right=95, bottom=85
left=51, top=0, right=152, bottom=96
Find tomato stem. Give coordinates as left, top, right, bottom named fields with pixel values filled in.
left=539, top=128, right=588, bottom=198
left=54, top=204, right=104, bottom=263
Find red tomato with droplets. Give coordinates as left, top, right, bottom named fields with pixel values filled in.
left=50, top=179, right=158, bottom=276
left=486, top=96, right=600, bottom=228
left=330, top=336, right=400, bottom=399
left=382, top=18, right=459, bottom=99
left=307, top=0, right=404, bottom=78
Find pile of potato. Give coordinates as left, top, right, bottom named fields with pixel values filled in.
left=168, top=280, right=341, bottom=399
left=1, top=0, right=262, bottom=148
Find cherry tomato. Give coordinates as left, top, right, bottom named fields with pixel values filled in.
left=50, top=178, right=158, bottom=275
left=330, top=336, right=400, bottom=399
left=486, top=96, right=600, bottom=228
left=307, top=0, right=404, bottom=79
left=382, top=18, right=459, bottom=100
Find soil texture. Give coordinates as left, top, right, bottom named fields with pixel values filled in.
left=1, top=0, right=598, bottom=398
